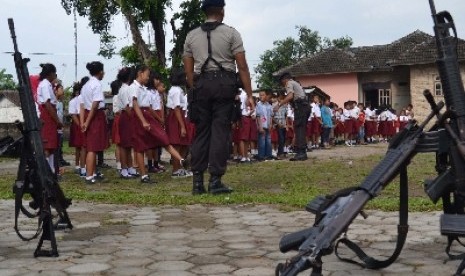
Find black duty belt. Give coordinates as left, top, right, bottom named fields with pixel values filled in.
left=197, top=70, right=235, bottom=79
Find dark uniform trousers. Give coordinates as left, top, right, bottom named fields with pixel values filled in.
left=293, top=100, right=311, bottom=154
left=190, top=71, right=236, bottom=176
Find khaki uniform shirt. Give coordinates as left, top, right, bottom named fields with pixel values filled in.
left=183, top=20, right=245, bottom=74
left=286, top=80, right=306, bottom=100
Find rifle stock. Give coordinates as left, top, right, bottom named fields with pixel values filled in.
left=7, top=18, right=72, bottom=257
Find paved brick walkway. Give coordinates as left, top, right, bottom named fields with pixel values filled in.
left=0, top=200, right=462, bottom=275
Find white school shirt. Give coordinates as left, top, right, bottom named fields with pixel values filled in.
left=80, top=76, right=105, bottom=111
left=149, top=89, right=162, bottom=111
left=167, top=86, right=185, bottom=109
left=133, top=81, right=151, bottom=108
left=286, top=107, right=294, bottom=120
left=400, top=115, right=409, bottom=122
left=239, top=90, right=250, bottom=116
left=117, top=83, right=132, bottom=109
left=336, top=110, right=345, bottom=122
left=112, top=94, right=122, bottom=113
left=310, top=103, right=321, bottom=120
left=365, top=108, right=373, bottom=121
left=37, top=79, right=57, bottom=105
left=182, top=94, right=188, bottom=111
left=342, top=108, right=351, bottom=120
left=350, top=107, right=359, bottom=119
left=68, top=96, right=80, bottom=115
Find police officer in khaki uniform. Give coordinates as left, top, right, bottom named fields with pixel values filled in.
left=274, top=73, right=311, bottom=161
left=184, top=0, right=254, bottom=195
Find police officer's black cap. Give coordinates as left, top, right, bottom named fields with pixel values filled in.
left=201, top=0, right=226, bottom=11
left=278, top=72, right=292, bottom=81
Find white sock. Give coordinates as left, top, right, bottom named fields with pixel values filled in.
left=75, top=166, right=80, bottom=171
left=85, top=176, right=93, bottom=181
left=48, top=154, right=55, bottom=173
left=116, top=162, right=122, bottom=170
left=80, top=167, right=86, bottom=174
left=141, top=174, right=148, bottom=179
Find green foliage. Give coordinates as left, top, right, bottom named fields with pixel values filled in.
left=255, top=26, right=353, bottom=89
left=119, top=45, right=141, bottom=66
left=0, top=69, right=17, bottom=90
left=170, top=0, right=205, bottom=67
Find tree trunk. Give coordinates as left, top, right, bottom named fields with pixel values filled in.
left=149, top=5, right=166, bottom=66
left=121, top=8, right=153, bottom=65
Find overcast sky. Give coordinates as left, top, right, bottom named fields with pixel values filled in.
left=1, top=0, right=464, bottom=90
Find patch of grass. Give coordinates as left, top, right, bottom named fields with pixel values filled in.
left=0, top=152, right=444, bottom=212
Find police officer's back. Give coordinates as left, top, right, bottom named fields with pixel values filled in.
left=183, top=0, right=254, bottom=195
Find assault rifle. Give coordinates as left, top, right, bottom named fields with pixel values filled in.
left=8, top=18, right=73, bottom=257
left=275, top=0, right=465, bottom=275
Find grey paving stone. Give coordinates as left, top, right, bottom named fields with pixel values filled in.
left=190, top=264, right=236, bottom=275
left=187, top=255, right=229, bottom=265
left=233, top=267, right=276, bottom=275
left=64, top=262, right=112, bottom=274
left=148, top=260, right=194, bottom=271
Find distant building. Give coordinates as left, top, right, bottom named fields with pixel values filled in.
left=0, top=90, right=23, bottom=123
left=276, top=30, right=465, bottom=119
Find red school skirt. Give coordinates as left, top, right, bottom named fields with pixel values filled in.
left=112, top=113, right=121, bottom=145
left=133, top=109, right=169, bottom=152
left=399, top=121, right=409, bottom=131
left=84, top=109, right=108, bottom=152
left=311, top=119, right=321, bottom=136
left=39, top=104, right=58, bottom=151
left=166, top=110, right=190, bottom=146
left=69, top=120, right=85, bottom=148
left=365, top=121, right=377, bottom=137
left=271, top=127, right=278, bottom=143
left=334, top=121, right=345, bottom=136
left=119, top=110, right=135, bottom=148
left=344, top=119, right=357, bottom=135
left=250, top=118, right=258, bottom=142
left=239, top=116, right=253, bottom=142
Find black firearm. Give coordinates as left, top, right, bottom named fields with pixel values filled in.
left=276, top=0, right=465, bottom=275
left=8, top=18, right=73, bottom=257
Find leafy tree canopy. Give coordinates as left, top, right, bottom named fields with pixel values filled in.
left=0, top=69, right=17, bottom=90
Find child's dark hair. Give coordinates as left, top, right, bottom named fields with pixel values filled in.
left=146, top=70, right=161, bottom=90
left=39, top=63, right=57, bottom=81
left=71, top=82, right=81, bottom=98
left=117, top=67, right=132, bottom=83
left=86, top=61, right=104, bottom=76
left=169, top=68, right=186, bottom=86
left=111, top=80, right=122, bottom=96
left=80, top=76, right=90, bottom=87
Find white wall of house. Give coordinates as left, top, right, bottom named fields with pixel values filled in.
left=0, top=98, right=23, bottom=123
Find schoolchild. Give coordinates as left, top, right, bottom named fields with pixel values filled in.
left=68, top=82, right=86, bottom=177
left=310, top=96, right=322, bottom=149
left=256, top=90, right=273, bottom=160
left=116, top=67, right=139, bottom=179
left=37, top=63, right=61, bottom=173
left=111, top=79, right=122, bottom=172
left=166, top=70, right=192, bottom=178
left=80, top=61, right=107, bottom=184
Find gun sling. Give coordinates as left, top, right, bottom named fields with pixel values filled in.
left=334, top=167, right=409, bottom=270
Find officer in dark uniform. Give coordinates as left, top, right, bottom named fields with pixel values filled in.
left=183, top=0, right=254, bottom=195
left=274, top=72, right=311, bottom=161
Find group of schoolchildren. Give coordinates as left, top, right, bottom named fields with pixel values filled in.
left=230, top=90, right=415, bottom=162
left=34, top=60, right=415, bottom=183
left=36, top=62, right=194, bottom=184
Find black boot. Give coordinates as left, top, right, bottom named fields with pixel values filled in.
left=208, top=175, right=233, bottom=195
left=192, top=171, right=206, bottom=195
left=290, top=149, right=308, bottom=161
